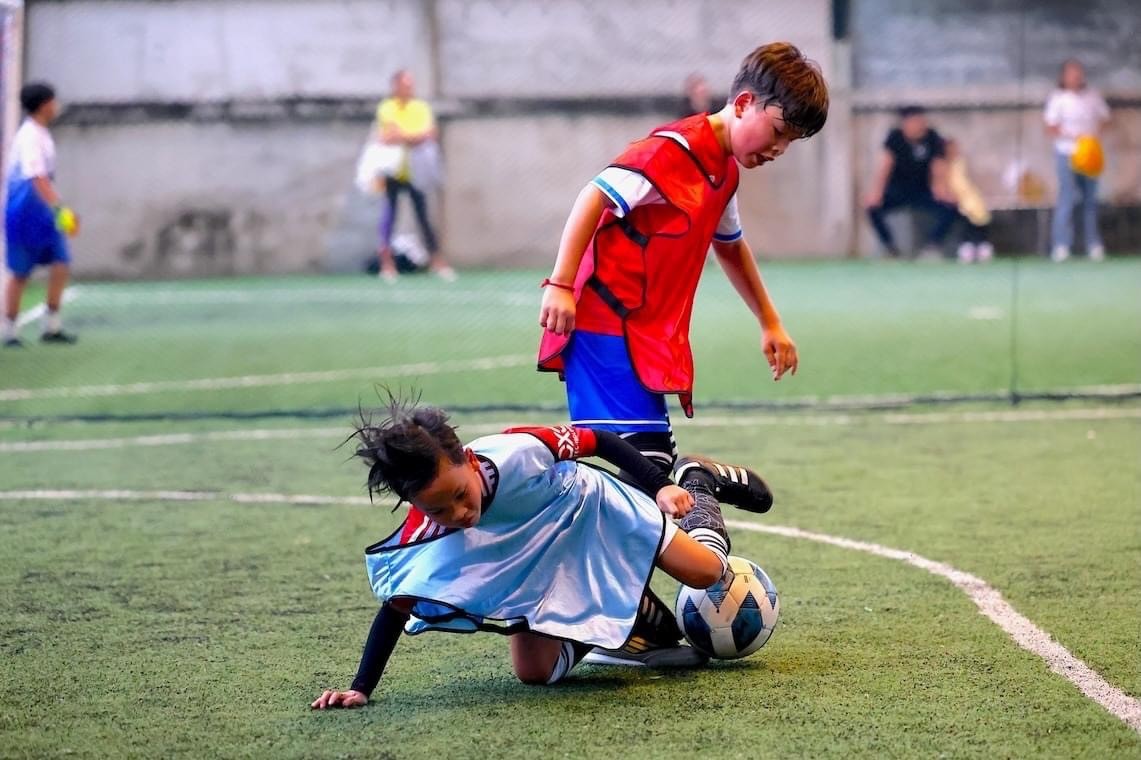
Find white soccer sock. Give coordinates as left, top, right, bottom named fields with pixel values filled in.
left=44, top=309, right=62, bottom=334
left=2, top=316, right=16, bottom=341
left=685, top=527, right=730, bottom=583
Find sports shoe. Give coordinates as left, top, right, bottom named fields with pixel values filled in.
left=975, top=242, right=995, bottom=263
left=1088, top=244, right=1106, bottom=262
left=431, top=264, right=457, bottom=282
left=582, top=644, right=708, bottom=668
left=40, top=330, right=77, bottom=345
left=956, top=242, right=976, bottom=263
left=3, top=336, right=24, bottom=348
left=1051, top=245, right=1071, bottom=263
left=674, top=456, right=774, bottom=514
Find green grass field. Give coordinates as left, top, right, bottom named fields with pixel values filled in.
left=2, top=260, right=1139, bottom=758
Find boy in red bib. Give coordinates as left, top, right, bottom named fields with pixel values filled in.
left=537, top=42, right=827, bottom=470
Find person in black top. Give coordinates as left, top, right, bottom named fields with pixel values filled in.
left=864, top=105, right=958, bottom=258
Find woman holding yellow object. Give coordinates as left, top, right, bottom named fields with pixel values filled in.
left=375, top=70, right=454, bottom=281
left=1044, top=59, right=1110, bottom=262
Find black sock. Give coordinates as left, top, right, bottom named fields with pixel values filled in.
left=624, top=589, right=682, bottom=651
left=678, top=477, right=731, bottom=570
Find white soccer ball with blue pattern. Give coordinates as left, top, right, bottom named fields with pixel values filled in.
left=675, top=555, right=780, bottom=659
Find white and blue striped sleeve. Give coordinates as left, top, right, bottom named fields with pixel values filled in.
left=712, top=193, right=743, bottom=243
left=590, top=167, right=661, bottom=218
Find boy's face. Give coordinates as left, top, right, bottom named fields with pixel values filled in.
left=1061, top=62, right=1085, bottom=90
left=36, top=98, right=59, bottom=123
left=900, top=114, right=928, bottom=142
left=410, top=451, right=484, bottom=529
left=728, top=92, right=794, bottom=169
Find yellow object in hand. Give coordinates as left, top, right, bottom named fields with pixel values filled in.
left=1070, top=135, right=1104, bottom=178
left=55, top=206, right=78, bottom=237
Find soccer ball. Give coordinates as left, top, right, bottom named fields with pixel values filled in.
left=675, top=555, right=780, bottom=659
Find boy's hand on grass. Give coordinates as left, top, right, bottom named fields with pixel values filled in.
left=539, top=288, right=577, bottom=336
left=762, top=325, right=798, bottom=381
left=656, top=484, right=694, bottom=518
left=311, top=689, right=368, bottom=710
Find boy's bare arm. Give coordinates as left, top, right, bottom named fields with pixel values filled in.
left=712, top=238, right=798, bottom=381
left=539, top=184, right=610, bottom=336
left=32, top=176, right=60, bottom=208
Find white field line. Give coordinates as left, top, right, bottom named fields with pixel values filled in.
left=64, top=287, right=532, bottom=308
left=2, top=407, right=1139, bottom=453
left=0, top=489, right=373, bottom=506
left=14, top=286, right=78, bottom=328
left=726, top=520, right=1141, bottom=735
left=0, top=482, right=1136, bottom=734
left=0, top=355, right=532, bottom=402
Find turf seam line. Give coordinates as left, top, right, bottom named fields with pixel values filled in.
left=2, top=407, right=1139, bottom=452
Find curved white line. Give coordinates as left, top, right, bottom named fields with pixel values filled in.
left=1, top=487, right=1136, bottom=733
left=726, top=519, right=1141, bottom=734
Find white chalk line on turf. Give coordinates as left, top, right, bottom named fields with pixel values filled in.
left=62, top=287, right=532, bottom=308
left=0, top=355, right=532, bottom=402
left=14, top=286, right=78, bottom=328
left=726, top=519, right=1141, bottom=735
left=0, top=489, right=373, bottom=506
left=2, top=407, right=1139, bottom=453
left=1, top=482, right=1137, bottom=733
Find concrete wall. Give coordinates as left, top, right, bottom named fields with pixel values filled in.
left=29, top=0, right=841, bottom=276
left=21, top=0, right=1141, bottom=277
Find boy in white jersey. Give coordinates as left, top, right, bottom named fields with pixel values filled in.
left=3, top=82, right=78, bottom=347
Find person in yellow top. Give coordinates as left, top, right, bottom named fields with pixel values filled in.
left=375, top=70, right=453, bottom=281
left=945, top=138, right=993, bottom=264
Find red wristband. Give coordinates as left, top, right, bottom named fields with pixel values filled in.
left=540, top=278, right=574, bottom=292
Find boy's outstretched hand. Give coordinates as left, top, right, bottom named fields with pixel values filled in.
left=311, top=689, right=368, bottom=710
left=539, top=287, right=577, bottom=336
left=762, top=324, right=798, bottom=381
left=656, top=484, right=695, bottom=518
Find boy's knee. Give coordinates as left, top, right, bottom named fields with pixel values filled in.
left=513, top=664, right=554, bottom=686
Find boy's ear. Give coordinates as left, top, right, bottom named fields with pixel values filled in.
left=732, top=90, right=755, bottom=117
left=465, top=448, right=479, bottom=469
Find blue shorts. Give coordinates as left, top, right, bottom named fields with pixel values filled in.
left=6, top=233, right=69, bottom=278
left=563, top=331, right=670, bottom=433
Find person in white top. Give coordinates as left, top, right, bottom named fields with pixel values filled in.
left=1043, top=59, right=1110, bottom=262
left=3, top=82, right=79, bottom=346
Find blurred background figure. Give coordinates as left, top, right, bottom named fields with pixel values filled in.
left=1044, top=58, right=1111, bottom=262
left=944, top=138, right=994, bottom=264
left=679, top=72, right=714, bottom=117
left=863, top=105, right=958, bottom=259
left=375, top=69, right=453, bottom=281
left=3, top=82, right=78, bottom=347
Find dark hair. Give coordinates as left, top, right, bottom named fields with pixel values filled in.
left=353, top=392, right=465, bottom=504
left=898, top=104, right=926, bottom=119
left=20, top=82, right=55, bottom=115
left=729, top=42, right=828, bottom=138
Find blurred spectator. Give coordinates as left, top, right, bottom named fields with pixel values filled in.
left=863, top=105, right=957, bottom=258
left=944, top=138, right=993, bottom=264
left=4, top=82, right=78, bottom=347
left=1044, top=59, right=1110, bottom=262
left=375, top=69, right=454, bottom=281
left=679, top=73, right=714, bottom=117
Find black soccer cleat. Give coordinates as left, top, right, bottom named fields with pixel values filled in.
left=40, top=330, right=78, bottom=345
left=674, top=456, right=774, bottom=514
left=3, top=336, right=24, bottom=348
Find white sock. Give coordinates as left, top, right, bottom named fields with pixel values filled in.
left=44, top=309, right=62, bottom=334
left=2, top=316, right=16, bottom=341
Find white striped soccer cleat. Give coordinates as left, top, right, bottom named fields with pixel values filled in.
left=674, top=456, right=774, bottom=514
